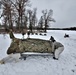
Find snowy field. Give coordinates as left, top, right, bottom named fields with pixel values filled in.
left=0, top=30, right=76, bottom=75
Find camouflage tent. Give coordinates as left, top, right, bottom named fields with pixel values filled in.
left=7, top=38, right=52, bottom=54
left=7, top=30, right=52, bottom=54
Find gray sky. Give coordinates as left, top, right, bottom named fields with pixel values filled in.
left=31, top=0, right=76, bottom=28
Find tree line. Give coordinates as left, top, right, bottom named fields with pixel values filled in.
left=0, top=0, right=55, bottom=33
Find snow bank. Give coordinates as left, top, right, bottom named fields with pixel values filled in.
left=0, top=54, right=20, bottom=64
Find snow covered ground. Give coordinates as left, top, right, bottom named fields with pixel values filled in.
left=0, top=30, right=76, bottom=75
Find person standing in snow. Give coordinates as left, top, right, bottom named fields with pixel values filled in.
left=27, top=31, right=30, bottom=38
left=50, top=36, right=64, bottom=60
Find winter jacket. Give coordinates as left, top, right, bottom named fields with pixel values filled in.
left=51, top=41, right=64, bottom=52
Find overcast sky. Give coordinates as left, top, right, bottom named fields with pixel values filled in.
left=31, top=0, right=76, bottom=28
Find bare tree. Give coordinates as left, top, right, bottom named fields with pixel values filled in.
left=28, top=8, right=37, bottom=32
left=28, top=9, right=32, bottom=32
left=11, top=0, right=30, bottom=31
left=32, top=8, right=37, bottom=28
left=38, top=16, right=44, bottom=29
left=0, top=0, right=14, bottom=30
left=42, top=9, right=55, bottom=32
